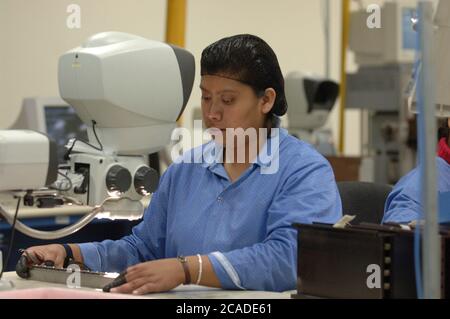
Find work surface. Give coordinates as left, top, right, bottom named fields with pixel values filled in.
left=0, top=272, right=293, bottom=299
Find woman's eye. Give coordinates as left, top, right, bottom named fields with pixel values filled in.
left=201, top=96, right=211, bottom=102
left=222, top=99, right=234, bottom=105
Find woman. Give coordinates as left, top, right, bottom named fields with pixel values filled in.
left=24, top=34, right=342, bottom=293
left=383, top=118, right=450, bottom=223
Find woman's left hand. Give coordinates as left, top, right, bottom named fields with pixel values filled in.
left=110, top=258, right=185, bottom=295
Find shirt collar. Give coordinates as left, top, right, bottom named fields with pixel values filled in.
left=253, top=128, right=286, bottom=168
left=198, top=128, right=288, bottom=169
left=200, top=141, right=224, bottom=169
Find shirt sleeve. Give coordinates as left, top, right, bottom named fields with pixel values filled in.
left=208, top=157, right=342, bottom=292
left=77, top=167, right=172, bottom=273
left=383, top=170, right=422, bottom=224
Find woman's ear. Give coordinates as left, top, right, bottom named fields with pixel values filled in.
left=260, top=88, right=276, bottom=114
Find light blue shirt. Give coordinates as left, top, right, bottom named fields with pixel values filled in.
left=78, top=128, right=342, bottom=292
left=383, top=157, right=450, bottom=223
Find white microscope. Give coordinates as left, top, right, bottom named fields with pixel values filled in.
left=0, top=32, right=195, bottom=240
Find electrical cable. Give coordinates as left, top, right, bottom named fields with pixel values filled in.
left=0, top=197, right=21, bottom=279
left=64, top=120, right=103, bottom=160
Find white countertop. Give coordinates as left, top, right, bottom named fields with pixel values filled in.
left=0, top=272, right=293, bottom=299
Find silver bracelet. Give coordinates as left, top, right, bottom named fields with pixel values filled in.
left=195, top=254, right=203, bottom=285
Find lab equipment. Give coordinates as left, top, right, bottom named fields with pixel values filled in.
left=11, top=97, right=88, bottom=163
left=293, top=222, right=450, bottom=299
left=408, top=0, right=450, bottom=117
left=0, top=130, right=57, bottom=191
left=16, top=252, right=118, bottom=289
left=346, top=64, right=414, bottom=183
left=58, top=31, right=194, bottom=212
left=0, top=31, right=195, bottom=238
left=347, top=1, right=419, bottom=184
left=285, top=71, right=339, bottom=155
left=349, top=0, right=418, bottom=66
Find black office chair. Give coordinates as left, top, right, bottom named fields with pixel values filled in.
left=337, top=181, right=393, bottom=224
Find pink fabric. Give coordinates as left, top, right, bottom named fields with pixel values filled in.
left=0, top=287, right=144, bottom=299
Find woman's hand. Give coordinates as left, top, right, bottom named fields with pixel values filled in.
left=23, top=244, right=66, bottom=268
left=111, top=258, right=185, bottom=295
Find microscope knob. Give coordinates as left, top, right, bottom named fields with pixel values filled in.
left=134, top=166, right=159, bottom=195
left=105, top=165, right=132, bottom=193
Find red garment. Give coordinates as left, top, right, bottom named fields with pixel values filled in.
left=437, top=137, right=450, bottom=164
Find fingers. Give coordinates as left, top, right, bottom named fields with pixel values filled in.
left=23, top=249, right=44, bottom=264
left=102, top=271, right=127, bottom=292
left=132, top=282, right=159, bottom=295
left=109, top=263, right=156, bottom=294
left=24, top=245, right=65, bottom=268
left=107, top=259, right=183, bottom=295
left=53, top=254, right=66, bottom=268
left=110, top=277, right=153, bottom=294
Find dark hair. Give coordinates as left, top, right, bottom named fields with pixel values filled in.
left=200, top=34, right=287, bottom=129
left=438, top=118, right=449, bottom=141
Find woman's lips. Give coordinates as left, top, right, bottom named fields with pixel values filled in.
left=207, top=127, right=226, bottom=132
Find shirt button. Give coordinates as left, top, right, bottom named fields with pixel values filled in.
left=217, top=196, right=223, bottom=202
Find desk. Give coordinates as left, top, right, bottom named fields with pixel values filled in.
left=0, top=272, right=293, bottom=299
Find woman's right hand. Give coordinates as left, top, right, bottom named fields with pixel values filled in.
left=23, top=244, right=67, bottom=268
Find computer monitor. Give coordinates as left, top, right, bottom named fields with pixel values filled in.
left=10, top=97, right=88, bottom=163
left=349, top=1, right=418, bottom=66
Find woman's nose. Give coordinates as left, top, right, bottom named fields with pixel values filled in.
left=207, top=103, right=222, bottom=122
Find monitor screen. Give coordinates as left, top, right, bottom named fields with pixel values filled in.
left=44, top=106, right=88, bottom=163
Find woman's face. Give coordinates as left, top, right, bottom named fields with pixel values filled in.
left=200, top=74, right=275, bottom=147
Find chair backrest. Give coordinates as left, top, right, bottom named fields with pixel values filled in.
left=337, top=181, right=393, bottom=224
